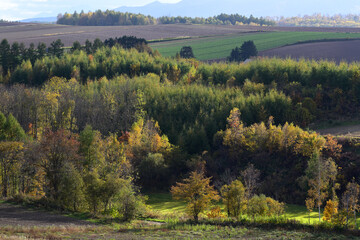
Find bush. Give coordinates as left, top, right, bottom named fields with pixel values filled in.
left=115, top=179, right=148, bottom=221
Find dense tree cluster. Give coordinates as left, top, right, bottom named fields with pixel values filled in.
left=277, top=13, right=360, bottom=27
left=57, top=10, right=156, bottom=26
left=103, top=36, right=150, bottom=53
left=228, top=41, right=258, bottom=62
left=179, top=46, right=195, bottom=59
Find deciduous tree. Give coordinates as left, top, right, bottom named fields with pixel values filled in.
left=306, top=150, right=337, bottom=222
left=221, top=179, right=246, bottom=217
left=171, top=170, right=220, bottom=221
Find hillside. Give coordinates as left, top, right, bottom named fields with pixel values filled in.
left=116, top=0, right=360, bottom=18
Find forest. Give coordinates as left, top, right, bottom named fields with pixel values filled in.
left=56, top=10, right=275, bottom=26
left=0, top=36, right=359, bottom=231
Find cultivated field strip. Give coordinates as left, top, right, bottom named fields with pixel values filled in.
left=152, top=31, right=360, bottom=60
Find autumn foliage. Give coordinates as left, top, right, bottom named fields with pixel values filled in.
left=171, top=170, right=220, bottom=221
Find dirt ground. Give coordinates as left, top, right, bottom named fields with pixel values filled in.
left=260, top=39, right=360, bottom=63
left=0, top=202, right=93, bottom=226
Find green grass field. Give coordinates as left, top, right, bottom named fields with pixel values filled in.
left=150, top=31, right=360, bottom=60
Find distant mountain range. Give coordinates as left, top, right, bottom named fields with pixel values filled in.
left=115, top=0, right=360, bottom=18
left=20, top=17, right=57, bottom=23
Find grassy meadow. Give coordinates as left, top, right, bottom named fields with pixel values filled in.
left=150, top=31, right=360, bottom=60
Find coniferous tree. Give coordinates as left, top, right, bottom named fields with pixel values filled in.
left=0, top=39, right=10, bottom=75
left=228, top=47, right=241, bottom=62
left=48, top=39, right=64, bottom=58
left=179, top=46, right=195, bottom=59
left=239, top=40, right=258, bottom=61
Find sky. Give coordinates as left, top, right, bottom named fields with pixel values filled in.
left=0, top=0, right=181, bottom=21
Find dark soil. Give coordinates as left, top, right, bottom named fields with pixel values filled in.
left=260, top=39, right=360, bottom=63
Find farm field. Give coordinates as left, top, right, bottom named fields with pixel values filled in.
left=1, top=23, right=360, bottom=50
left=0, top=23, right=263, bottom=47
left=150, top=31, right=360, bottom=60
left=260, top=39, right=360, bottom=63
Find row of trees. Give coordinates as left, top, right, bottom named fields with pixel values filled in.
left=57, top=10, right=156, bottom=26
left=0, top=37, right=154, bottom=80
left=157, top=14, right=275, bottom=26
left=277, top=13, right=360, bottom=27
left=56, top=10, right=275, bottom=26
left=0, top=39, right=65, bottom=76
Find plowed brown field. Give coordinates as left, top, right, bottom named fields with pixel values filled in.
left=260, top=39, right=360, bottom=63
left=3, top=23, right=360, bottom=47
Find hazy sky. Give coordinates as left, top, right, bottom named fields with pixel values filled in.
left=0, top=0, right=181, bottom=20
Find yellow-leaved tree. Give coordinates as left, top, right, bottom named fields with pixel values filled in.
left=221, top=179, right=246, bottom=218
left=322, top=199, right=338, bottom=223
left=171, top=170, right=220, bottom=222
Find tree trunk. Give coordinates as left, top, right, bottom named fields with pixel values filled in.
left=355, top=210, right=357, bottom=229
left=2, top=167, right=7, bottom=198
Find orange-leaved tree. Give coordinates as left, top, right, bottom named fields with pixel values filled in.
left=171, top=170, right=220, bottom=222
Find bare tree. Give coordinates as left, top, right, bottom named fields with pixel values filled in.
left=241, top=163, right=260, bottom=200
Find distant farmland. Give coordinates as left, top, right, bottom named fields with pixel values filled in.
left=150, top=31, right=360, bottom=60
left=3, top=23, right=360, bottom=62
left=0, top=23, right=263, bottom=47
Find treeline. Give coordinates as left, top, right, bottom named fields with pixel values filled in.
left=0, top=38, right=69, bottom=76
left=56, top=10, right=275, bottom=26
left=57, top=10, right=156, bottom=26
left=157, top=13, right=275, bottom=26
left=277, top=13, right=360, bottom=27
left=0, top=37, right=152, bottom=83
